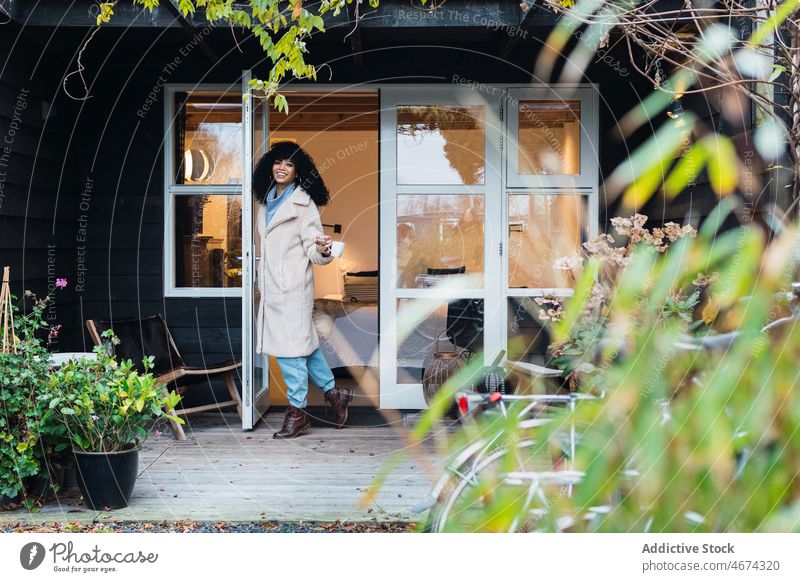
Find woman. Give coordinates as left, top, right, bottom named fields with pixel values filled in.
left=253, top=141, right=352, bottom=439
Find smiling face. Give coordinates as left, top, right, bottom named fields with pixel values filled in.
left=272, top=158, right=297, bottom=187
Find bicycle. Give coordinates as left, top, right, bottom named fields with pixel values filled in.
left=415, top=367, right=598, bottom=532
left=417, top=283, right=800, bottom=532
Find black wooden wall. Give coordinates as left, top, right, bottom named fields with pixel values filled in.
left=0, top=23, right=83, bottom=353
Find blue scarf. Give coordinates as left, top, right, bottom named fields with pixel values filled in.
left=265, top=182, right=296, bottom=226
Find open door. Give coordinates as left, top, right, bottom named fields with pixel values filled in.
left=241, top=70, right=270, bottom=429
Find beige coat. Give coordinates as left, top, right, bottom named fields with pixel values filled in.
left=255, top=186, right=333, bottom=357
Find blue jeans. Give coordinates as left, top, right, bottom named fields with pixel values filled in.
left=275, top=347, right=335, bottom=408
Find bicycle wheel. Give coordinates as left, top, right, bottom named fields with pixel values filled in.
left=427, top=439, right=557, bottom=532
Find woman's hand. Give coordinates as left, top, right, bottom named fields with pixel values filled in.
left=315, top=234, right=332, bottom=256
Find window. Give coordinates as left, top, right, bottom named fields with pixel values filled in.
left=396, top=105, right=485, bottom=185
left=396, top=194, right=485, bottom=289
left=507, top=193, right=585, bottom=289
left=165, top=90, right=244, bottom=297
left=506, top=88, right=598, bottom=190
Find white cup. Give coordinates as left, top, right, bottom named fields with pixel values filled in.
left=329, top=241, right=346, bottom=258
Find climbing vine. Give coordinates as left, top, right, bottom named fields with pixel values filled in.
left=97, top=0, right=424, bottom=111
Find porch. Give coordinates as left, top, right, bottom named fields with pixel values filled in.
left=0, top=411, right=442, bottom=525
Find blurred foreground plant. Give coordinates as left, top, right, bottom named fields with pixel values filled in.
left=373, top=202, right=800, bottom=533
left=527, top=210, right=800, bottom=532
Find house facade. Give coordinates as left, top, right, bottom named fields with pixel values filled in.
left=0, top=0, right=738, bottom=429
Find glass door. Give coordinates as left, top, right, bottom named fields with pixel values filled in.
left=379, top=87, right=503, bottom=409
left=241, top=70, right=270, bottom=429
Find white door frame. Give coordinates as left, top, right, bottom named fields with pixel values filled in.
left=379, top=86, right=504, bottom=409
left=241, top=71, right=271, bottom=429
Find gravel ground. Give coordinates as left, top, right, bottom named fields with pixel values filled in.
left=1, top=520, right=416, bottom=533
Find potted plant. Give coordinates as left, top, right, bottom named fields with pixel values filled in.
left=38, top=330, right=183, bottom=510
left=0, top=271, right=64, bottom=509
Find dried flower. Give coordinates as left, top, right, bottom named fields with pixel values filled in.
left=55, top=278, right=68, bottom=289
left=611, top=216, right=633, bottom=236
left=583, top=234, right=614, bottom=254
left=553, top=255, right=583, bottom=271
left=692, top=272, right=719, bottom=287
left=535, top=296, right=564, bottom=322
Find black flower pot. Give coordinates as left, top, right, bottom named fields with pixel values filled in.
left=73, top=446, right=140, bottom=510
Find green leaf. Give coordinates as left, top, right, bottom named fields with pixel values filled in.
left=553, top=258, right=600, bottom=343
left=608, top=113, right=696, bottom=201
left=749, top=0, right=800, bottom=47
left=701, top=134, right=737, bottom=196
left=663, top=142, right=707, bottom=199
left=769, top=64, right=787, bottom=83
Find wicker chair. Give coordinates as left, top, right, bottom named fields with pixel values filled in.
left=85, top=315, right=242, bottom=440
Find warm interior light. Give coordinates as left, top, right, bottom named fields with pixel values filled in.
left=184, top=150, right=193, bottom=182
left=198, top=149, right=211, bottom=181
left=184, top=149, right=214, bottom=182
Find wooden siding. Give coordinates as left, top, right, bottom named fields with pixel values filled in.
left=0, top=23, right=84, bottom=351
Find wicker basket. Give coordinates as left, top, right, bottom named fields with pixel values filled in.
left=422, top=334, right=469, bottom=407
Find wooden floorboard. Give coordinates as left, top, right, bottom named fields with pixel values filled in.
left=1, top=412, right=448, bottom=524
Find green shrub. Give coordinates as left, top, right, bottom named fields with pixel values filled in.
left=0, top=290, right=57, bottom=499
left=38, top=330, right=183, bottom=453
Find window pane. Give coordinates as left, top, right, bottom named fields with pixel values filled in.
left=396, top=299, right=484, bottom=384
left=507, top=297, right=559, bottom=365
left=397, top=195, right=484, bottom=288
left=175, top=195, right=242, bottom=288
left=397, top=105, right=485, bottom=185
left=517, top=100, right=581, bottom=175
left=508, top=194, right=583, bottom=289
left=175, top=93, right=242, bottom=185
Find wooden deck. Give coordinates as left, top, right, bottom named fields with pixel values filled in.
left=0, top=410, right=447, bottom=525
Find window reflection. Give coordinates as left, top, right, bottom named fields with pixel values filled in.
left=397, top=105, right=485, bottom=185
left=397, top=299, right=484, bottom=384
left=508, top=194, right=583, bottom=289
left=175, top=93, right=242, bottom=185
left=507, top=297, right=558, bottom=365
left=397, top=195, right=484, bottom=288
left=175, top=195, right=242, bottom=288
left=518, top=100, right=581, bottom=175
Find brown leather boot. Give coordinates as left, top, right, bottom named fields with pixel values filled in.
left=323, top=386, right=353, bottom=429
left=273, top=406, right=311, bottom=439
